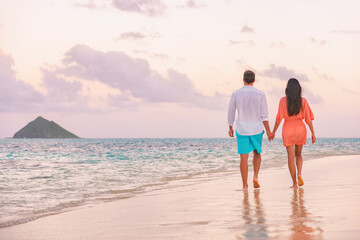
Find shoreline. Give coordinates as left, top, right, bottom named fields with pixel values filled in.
left=1, top=154, right=360, bottom=239
left=2, top=152, right=359, bottom=230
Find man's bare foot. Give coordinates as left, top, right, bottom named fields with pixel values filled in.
left=242, top=187, right=248, bottom=192
left=253, top=179, right=260, bottom=188
left=290, top=184, right=298, bottom=188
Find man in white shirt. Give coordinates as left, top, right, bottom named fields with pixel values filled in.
left=227, top=70, right=273, bottom=191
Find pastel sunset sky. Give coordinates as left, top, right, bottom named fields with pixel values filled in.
left=0, top=0, right=359, bottom=138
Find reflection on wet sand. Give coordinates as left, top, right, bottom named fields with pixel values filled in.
left=237, top=190, right=268, bottom=239
left=289, top=188, right=323, bottom=240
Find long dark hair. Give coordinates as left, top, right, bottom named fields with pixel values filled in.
left=285, top=78, right=302, bottom=116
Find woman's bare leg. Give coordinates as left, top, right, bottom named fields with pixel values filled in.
left=286, top=146, right=298, bottom=188
left=295, top=145, right=304, bottom=186
left=295, top=145, right=303, bottom=176
left=240, top=154, right=249, bottom=191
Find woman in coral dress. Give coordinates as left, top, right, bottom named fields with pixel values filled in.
left=272, top=78, right=316, bottom=188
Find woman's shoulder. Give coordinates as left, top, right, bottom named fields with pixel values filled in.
left=279, top=96, right=287, bottom=103
left=277, top=97, right=287, bottom=108
left=302, top=97, right=309, bottom=105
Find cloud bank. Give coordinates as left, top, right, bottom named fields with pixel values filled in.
left=0, top=45, right=226, bottom=112
left=59, top=44, right=225, bottom=110
left=0, top=51, right=44, bottom=112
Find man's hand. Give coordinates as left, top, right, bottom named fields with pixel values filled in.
left=228, top=126, right=234, bottom=137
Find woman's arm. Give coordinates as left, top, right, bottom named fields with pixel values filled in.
left=307, top=121, right=316, bottom=143
left=272, top=119, right=280, bottom=134
left=271, top=119, right=281, bottom=140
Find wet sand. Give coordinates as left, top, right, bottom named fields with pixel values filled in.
left=1, top=155, right=359, bottom=240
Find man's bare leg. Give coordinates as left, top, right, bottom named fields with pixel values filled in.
left=253, top=150, right=261, bottom=188
left=240, top=154, right=249, bottom=191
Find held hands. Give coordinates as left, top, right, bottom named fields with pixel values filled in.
left=266, top=131, right=275, bottom=141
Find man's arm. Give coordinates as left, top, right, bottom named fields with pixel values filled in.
left=263, top=121, right=273, bottom=141
left=260, top=94, right=273, bottom=141
left=228, top=125, right=234, bottom=137
left=227, top=93, right=236, bottom=137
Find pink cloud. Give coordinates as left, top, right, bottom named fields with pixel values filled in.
left=57, top=44, right=226, bottom=110
left=75, top=0, right=99, bottom=9
left=270, top=42, right=286, bottom=48
left=133, top=50, right=169, bottom=61
left=240, top=25, right=254, bottom=33
left=41, top=69, right=83, bottom=102
left=1, top=45, right=227, bottom=113
left=179, top=0, right=205, bottom=9
left=261, top=64, right=310, bottom=82
left=0, top=51, right=44, bottom=112
left=116, top=31, right=161, bottom=41
left=267, top=86, right=323, bottom=104
left=331, top=30, right=360, bottom=34
left=1, top=50, right=94, bottom=113
left=261, top=65, right=323, bottom=104
left=112, top=0, right=165, bottom=16
left=310, top=37, right=327, bottom=45
left=116, top=32, right=147, bottom=40
left=229, top=40, right=255, bottom=46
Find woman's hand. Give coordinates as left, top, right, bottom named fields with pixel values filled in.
left=266, top=131, right=274, bottom=141
left=311, top=133, right=316, bottom=143
left=271, top=131, right=275, bottom=141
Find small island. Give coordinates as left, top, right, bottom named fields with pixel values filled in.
left=13, top=116, right=79, bottom=139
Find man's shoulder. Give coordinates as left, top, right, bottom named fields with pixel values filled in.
left=232, top=88, right=242, bottom=94
left=251, top=87, right=266, bottom=96
left=232, top=86, right=266, bottom=96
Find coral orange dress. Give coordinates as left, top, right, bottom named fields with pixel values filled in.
left=276, top=97, right=314, bottom=146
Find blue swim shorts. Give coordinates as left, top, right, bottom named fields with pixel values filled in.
left=235, top=131, right=264, bottom=154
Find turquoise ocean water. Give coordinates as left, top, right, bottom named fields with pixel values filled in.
left=0, top=138, right=359, bottom=228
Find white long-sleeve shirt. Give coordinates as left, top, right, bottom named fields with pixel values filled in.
left=227, top=85, right=269, bottom=136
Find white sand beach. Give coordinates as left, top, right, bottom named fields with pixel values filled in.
left=1, top=155, right=360, bottom=240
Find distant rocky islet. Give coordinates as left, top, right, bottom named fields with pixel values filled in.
left=13, top=116, right=79, bottom=139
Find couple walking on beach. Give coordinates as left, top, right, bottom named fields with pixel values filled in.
left=227, top=70, right=316, bottom=191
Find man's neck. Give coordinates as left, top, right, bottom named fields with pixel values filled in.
left=244, top=83, right=254, bottom=86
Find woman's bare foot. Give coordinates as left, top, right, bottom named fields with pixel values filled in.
left=297, top=175, right=304, bottom=186
left=253, top=179, right=260, bottom=188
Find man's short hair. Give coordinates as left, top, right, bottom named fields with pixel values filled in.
left=243, top=70, right=255, bottom=84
